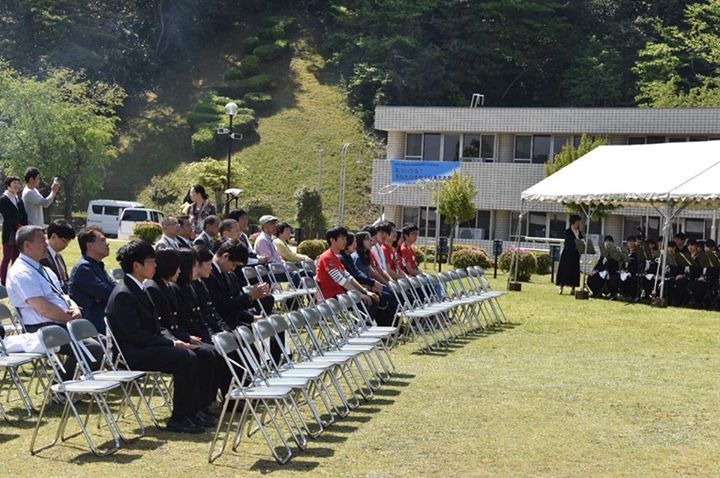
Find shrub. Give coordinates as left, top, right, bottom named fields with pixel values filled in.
left=241, top=36, right=260, bottom=53
left=243, top=198, right=274, bottom=224
left=215, top=74, right=273, bottom=96
left=223, top=68, right=246, bottom=82
left=186, top=110, right=221, bottom=128
left=243, top=92, right=272, bottom=111
left=231, top=113, right=258, bottom=134
left=499, top=249, right=537, bottom=282
left=414, top=248, right=425, bottom=265
left=416, top=244, right=485, bottom=264
left=297, top=239, right=327, bottom=259
left=253, top=42, right=286, bottom=61
left=532, top=251, right=552, bottom=275
left=191, top=127, right=216, bottom=157
left=450, top=248, right=493, bottom=270
left=133, top=222, right=162, bottom=244
left=240, top=55, right=260, bottom=76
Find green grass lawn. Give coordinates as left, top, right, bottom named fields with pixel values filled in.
left=2, top=272, right=719, bottom=477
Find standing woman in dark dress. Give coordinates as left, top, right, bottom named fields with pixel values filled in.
left=557, top=214, right=583, bottom=295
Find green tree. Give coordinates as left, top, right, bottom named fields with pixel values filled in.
left=294, top=186, right=326, bottom=239
left=435, top=172, right=477, bottom=264
left=633, top=1, right=720, bottom=107
left=0, top=65, right=125, bottom=218
left=545, top=134, right=615, bottom=219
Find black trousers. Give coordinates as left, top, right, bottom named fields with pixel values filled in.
left=25, top=322, right=103, bottom=381
left=130, top=346, right=201, bottom=420
left=188, top=343, right=218, bottom=409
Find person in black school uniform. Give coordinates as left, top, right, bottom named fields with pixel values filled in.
left=105, top=240, right=206, bottom=434
left=144, top=248, right=218, bottom=427
left=556, top=214, right=583, bottom=295
left=0, top=176, right=28, bottom=284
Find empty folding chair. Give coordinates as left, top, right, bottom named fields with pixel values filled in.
left=234, top=325, right=324, bottom=438
left=208, top=331, right=305, bottom=465
left=111, top=268, right=124, bottom=282
left=300, top=308, right=376, bottom=399
left=30, top=326, right=124, bottom=457
left=267, top=314, right=354, bottom=417
left=468, top=266, right=508, bottom=324
left=322, top=300, right=393, bottom=380
left=68, top=319, right=151, bottom=438
left=263, top=263, right=306, bottom=312
left=301, top=259, right=316, bottom=276
left=336, top=295, right=397, bottom=371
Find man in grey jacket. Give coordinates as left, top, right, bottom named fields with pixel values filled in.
left=22, top=167, right=59, bottom=226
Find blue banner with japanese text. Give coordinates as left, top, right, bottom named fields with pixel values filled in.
left=390, top=160, right=460, bottom=185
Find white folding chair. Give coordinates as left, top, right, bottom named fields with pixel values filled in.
left=209, top=331, right=305, bottom=465
left=30, top=326, right=124, bottom=457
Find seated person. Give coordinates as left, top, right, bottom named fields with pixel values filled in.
left=201, top=239, right=272, bottom=328
left=68, top=226, right=116, bottom=333
left=399, top=224, right=420, bottom=276
left=155, top=216, right=181, bottom=250
left=7, top=225, right=102, bottom=382
left=274, top=222, right=311, bottom=264
left=40, top=219, right=75, bottom=293
left=619, top=236, right=640, bottom=300
left=176, top=215, right=194, bottom=248
left=105, top=240, right=211, bottom=433
left=342, top=232, right=396, bottom=325
left=192, top=245, right=230, bottom=334
left=146, top=249, right=217, bottom=414
left=193, top=215, right=220, bottom=251
left=316, top=226, right=378, bottom=305
left=227, top=209, right=268, bottom=265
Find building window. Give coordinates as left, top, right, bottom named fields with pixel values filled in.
left=422, top=133, right=441, bottom=161
left=457, top=210, right=491, bottom=240
left=549, top=214, right=567, bottom=239
left=628, top=136, right=646, bottom=145
left=402, top=207, right=420, bottom=229
left=685, top=218, right=706, bottom=240
left=553, top=135, right=571, bottom=160
left=528, top=212, right=547, bottom=237
left=442, top=134, right=460, bottom=161
left=406, top=134, right=422, bottom=158
left=481, top=135, right=495, bottom=161
left=514, top=135, right=532, bottom=161
left=668, top=137, right=688, bottom=143
left=462, top=135, right=480, bottom=159
left=532, top=135, right=551, bottom=164
left=461, top=134, right=495, bottom=162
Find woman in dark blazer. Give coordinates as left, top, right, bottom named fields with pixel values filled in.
left=0, top=176, right=28, bottom=284
left=557, top=214, right=583, bottom=295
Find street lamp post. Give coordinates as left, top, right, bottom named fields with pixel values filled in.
left=221, top=101, right=240, bottom=215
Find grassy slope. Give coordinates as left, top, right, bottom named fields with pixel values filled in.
left=2, top=273, right=719, bottom=476
left=105, top=18, right=377, bottom=228
left=226, top=41, right=377, bottom=228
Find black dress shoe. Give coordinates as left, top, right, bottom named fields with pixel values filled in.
left=202, top=405, right=220, bottom=418
left=193, top=410, right=217, bottom=428
left=166, top=416, right=204, bottom=434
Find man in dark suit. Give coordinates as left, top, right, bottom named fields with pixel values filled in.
left=0, top=176, right=28, bottom=284
left=176, top=215, right=194, bottom=248
left=105, top=240, right=208, bottom=434
left=40, top=219, right=76, bottom=293
left=193, top=215, right=219, bottom=251
left=201, top=239, right=273, bottom=328
left=69, top=227, right=115, bottom=333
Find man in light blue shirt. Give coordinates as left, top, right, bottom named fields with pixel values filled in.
left=7, top=225, right=101, bottom=380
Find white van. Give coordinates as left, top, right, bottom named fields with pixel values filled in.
left=117, top=208, right=164, bottom=240
left=87, top=200, right=143, bottom=237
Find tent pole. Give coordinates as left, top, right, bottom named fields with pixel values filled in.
left=508, top=201, right=524, bottom=290
left=657, top=199, right=674, bottom=303
left=579, top=203, right=593, bottom=298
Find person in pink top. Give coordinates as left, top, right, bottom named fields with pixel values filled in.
left=253, top=215, right=284, bottom=263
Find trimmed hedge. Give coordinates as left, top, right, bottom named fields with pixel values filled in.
left=253, top=41, right=286, bottom=61
left=499, top=249, right=537, bottom=282
left=186, top=110, right=221, bottom=128
left=532, top=251, right=552, bottom=275
left=241, top=36, right=260, bottom=53
left=191, top=127, right=216, bottom=157
left=231, top=113, right=258, bottom=134
left=215, top=74, right=273, bottom=97
left=133, top=222, right=163, bottom=244
left=450, top=248, right=493, bottom=270
left=297, top=239, right=327, bottom=260
left=416, top=244, right=487, bottom=264
left=243, top=92, right=272, bottom=111
left=240, top=55, right=260, bottom=76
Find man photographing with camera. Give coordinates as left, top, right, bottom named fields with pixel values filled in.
left=22, top=167, right=60, bottom=227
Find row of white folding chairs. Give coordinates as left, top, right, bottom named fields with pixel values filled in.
left=209, top=295, right=399, bottom=464
left=387, top=266, right=507, bottom=352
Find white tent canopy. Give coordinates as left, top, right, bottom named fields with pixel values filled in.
left=521, top=140, right=720, bottom=208
left=516, top=140, right=720, bottom=301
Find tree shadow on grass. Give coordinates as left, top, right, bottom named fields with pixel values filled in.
left=0, top=432, right=20, bottom=443
left=249, top=457, right=321, bottom=473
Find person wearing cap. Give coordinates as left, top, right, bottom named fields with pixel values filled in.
left=253, top=215, right=284, bottom=263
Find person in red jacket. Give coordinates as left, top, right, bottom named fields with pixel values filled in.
left=316, top=226, right=378, bottom=305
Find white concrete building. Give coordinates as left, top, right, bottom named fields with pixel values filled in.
left=371, top=106, right=720, bottom=250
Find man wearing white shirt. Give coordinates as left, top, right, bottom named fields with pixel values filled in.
left=7, top=225, right=101, bottom=381
left=22, top=167, right=59, bottom=226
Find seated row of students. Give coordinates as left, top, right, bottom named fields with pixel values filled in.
left=588, top=231, right=720, bottom=308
